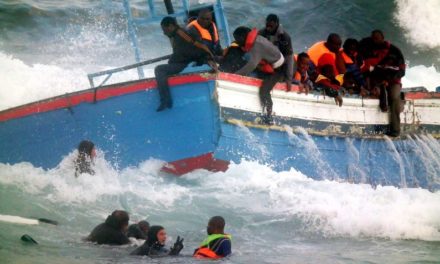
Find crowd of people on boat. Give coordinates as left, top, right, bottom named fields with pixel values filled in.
left=85, top=210, right=232, bottom=259
left=155, top=9, right=406, bottom=137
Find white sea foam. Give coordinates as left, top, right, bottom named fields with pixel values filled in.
left=402, top=65, right=440, bottom=91
left=0, top=52, right=154, bottom=111
left=1, top=156, right=439, bottom=241
left=395, top=0, right=440, bottom=49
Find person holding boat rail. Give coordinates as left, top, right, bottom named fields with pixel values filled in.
left=233, top=26, right=285, bottom=125
left=155, top=16, right=217, bottom=112
left=193, top=216, right=231, bottom=259
left=187, top=8, right=223, bottom=58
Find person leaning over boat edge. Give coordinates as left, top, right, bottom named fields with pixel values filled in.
left=193, top=216, right=231, bottom=259
left=233, top=26, right=285, bottom=125
left=187, top=8, right=223, bottom=58
left=259, top=14, right=294, bottom=91
left=155, top=16, right=217, bottom=112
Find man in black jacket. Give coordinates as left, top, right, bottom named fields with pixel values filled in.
left=259, top=14, right=294, bottom=91
left=86, top=210, right=130, bottom=245
left=155, top=16, right=215, bottom=112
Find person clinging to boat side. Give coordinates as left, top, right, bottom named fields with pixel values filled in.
left=193, top=216, right=231, bottom=259
left=359, top=29, right=405, bottom=137
left=233, top=26, right=285, bottom=125
left=315, top=64, right=343, bottom=106
left=155, top=16, right=217, bottom=112
left=74, top=140, right=96, bottom=177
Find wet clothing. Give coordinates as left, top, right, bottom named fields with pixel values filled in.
left=86, top=213, right=130, bottom=245
left=127, top=223, right=148, bottom=240
left=130, top=225, right=182, bottom=256
left=193, top=234, right=232, bottom=258
left=74, top=155, right=94, bottom=177
left=187, top=20, right=222, bottom=56
left=259, top=25, right=294, bottom=85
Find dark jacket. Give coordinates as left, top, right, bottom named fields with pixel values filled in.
left=127, top=224, right=148, bottom=240
left=168, top=28, right=207, bottom=64
left=86, top=214, right=130, bottom=245
left=130, top=226, right=169, bottom=256
left=259, top=25, right=294, bottom=83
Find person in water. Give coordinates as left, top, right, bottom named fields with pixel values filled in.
left=130, top=225, right=184, bottom=256
left=259, top=14, right=294, bottom=91
left=233, top=26, right=285, bottom=125
left=155, top=16, right=216, bottom=112
left=187, top=8, right=223, bottom=57
left=127, top=220, right=149, bottom=240
left=74, top=140, right=96, bottom=177
left=193, top=216, right=231, bottom=259
left=86, top=210, right=130, bottom=245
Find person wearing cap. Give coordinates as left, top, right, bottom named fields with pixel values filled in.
left=86, top=210, right=130, bottom=245
left=74, top=140, right=96, bottom=177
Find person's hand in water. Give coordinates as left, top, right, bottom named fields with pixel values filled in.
left=169, top=236, right=184, bottom=255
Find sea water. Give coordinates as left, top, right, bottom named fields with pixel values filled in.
left=1, top=0, right=440, bottom=263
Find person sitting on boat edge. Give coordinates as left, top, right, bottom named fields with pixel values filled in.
left=233, top=26, right=285, bottom=125
left=86, top=210, right=130, bottom=245
left=259, top=14, right=294, bottom=91
left=130, top=225, right=184, bottom=256
left=155, top=16, right=217, bottom=112
left=187, top=8, right=223, bottom=59
left=74, top=140, right=96, bottom=177
left=315, top=64, right=343, bottom=106
left=359, top=29, right=405, bottom=137
left=307, top=33, right=346, bottom=77
left=341, top=38, right=365, bottom=93
left=127, top=220, right=149, bottom=240
left=293, top=52, right=313, bottom=95
left=193, top=216, right=231, bottom=259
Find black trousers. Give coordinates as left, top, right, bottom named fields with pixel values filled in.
left=379, top=83, right=401, bottom=135
left=154, top=63, right=188, bottom=105
left=257, top=69, right=284, bottom=116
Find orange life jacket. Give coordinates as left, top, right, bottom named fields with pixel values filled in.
left=308, top=41, right=339, bottom=75
left=193, top=247, right=222, bottom=259
left=242, top=28, right=274, bottom=74
left=187, top=20, right=219, bottom=43
left=341, top=51, right=354, bottom=64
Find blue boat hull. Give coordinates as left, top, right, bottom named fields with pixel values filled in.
left=0, top=77, right=220, bottom=170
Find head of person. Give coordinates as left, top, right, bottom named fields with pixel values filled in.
left=207, top=216, right=225, bottom=235
left=233, top=26, right=251, bottom=47
left=371, top=29, right=385, bottom=46
left=297, top=52, right=310, bottom=73
left=197, top=8, right=213, bottom=29
left=343, top=38, right=359, bottom=56
left=325, top=33, right=342, bottom=53
left=105, top=210, right=129, bottom=232
left=265, top=14, right=279, bottom=34
left=320, top=64, right=336, bottom=79
left=161, top=16, right=178, bottom=37
left=147, top=225, right=167, bottom=247
left=138, top=220, right=150, bottom=234
left=78, top=140, right=96, bottom=159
